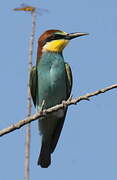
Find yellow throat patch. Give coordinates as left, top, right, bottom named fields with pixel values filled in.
left=43, top=39, right=69, bottom=53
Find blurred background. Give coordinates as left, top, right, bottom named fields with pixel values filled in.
left=0, top=0, right=117, bottom=180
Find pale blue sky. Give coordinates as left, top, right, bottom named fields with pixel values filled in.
left=0, top=0, right=117, bottom=180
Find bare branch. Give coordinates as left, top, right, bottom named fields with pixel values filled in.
left=14, top=4, right=37, bottom=180
left=0, top=84, right=117, bottom=137
left=24, top=10, right=36, bottom=180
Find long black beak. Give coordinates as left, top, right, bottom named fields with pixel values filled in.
left=66, top=32, right=89, bottom=40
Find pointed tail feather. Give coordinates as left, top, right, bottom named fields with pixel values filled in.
left=37, top=141, right=51, bottom=168
left=50, top=114, right=67, bottom=154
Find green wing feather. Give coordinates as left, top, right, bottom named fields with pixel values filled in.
left=50, top=62, right=73, bottom=153
left=29, top=66, right=37, bottom=107
left=65, top=62, right=73, bottom=99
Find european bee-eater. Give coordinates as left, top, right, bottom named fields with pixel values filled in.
left=29, top=29, right=88, bottom=168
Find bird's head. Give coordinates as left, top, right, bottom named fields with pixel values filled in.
left=37, top=29, right=88, bottom=57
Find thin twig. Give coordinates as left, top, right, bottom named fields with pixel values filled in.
left=0, top=84, right=116, bottom=137
left=24, top=10, right=36, bottom=180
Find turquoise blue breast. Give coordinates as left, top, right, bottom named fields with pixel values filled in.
left=36, top=52, right=67, bottom=109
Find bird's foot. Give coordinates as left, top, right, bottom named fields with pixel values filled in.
left=67, top=95, right=73, bottom=102
left=62, top=100, right=67, bottom=109
left=40, top=100, right=45, bottom=111
left=39, top=109, right=47, bottom=116
left=39, top=100, right=47, bottom=116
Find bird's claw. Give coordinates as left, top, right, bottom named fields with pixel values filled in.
left=39, top=100, right=47, bottom=116
left=62, top=100, right=67, bottom=109
left=40, top=100, right=45, bottom=111
left=67, top=95, right=73, bottom=102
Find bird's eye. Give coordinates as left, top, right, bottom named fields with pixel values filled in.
left=54, top=34, right=66, bottom=40
left=42, top=34, right=66, bottom=46
left=42, top=35, right=53, bottom=45
left=52, top=34, right=56, bottom=39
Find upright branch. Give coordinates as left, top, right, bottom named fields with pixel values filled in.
left=25, top=9, right=36, bottom=180
left=14, top=5, right=37, bottom=180
left=25, top=10, right=36, bottom=180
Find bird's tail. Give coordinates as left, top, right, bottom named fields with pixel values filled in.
left=37, top=140, right=51, bottom=168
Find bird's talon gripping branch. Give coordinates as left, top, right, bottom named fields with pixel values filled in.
left=43, top=109, right=47, bottom=116
left=39, top=100, right=46, bottom=116
left=62, top=100, right=67, bottom=108
left=39, top=110, right=44, bottom=116
left=40, top=100, right=45, bottom=111
left=67, top=95, right=73, bottom=102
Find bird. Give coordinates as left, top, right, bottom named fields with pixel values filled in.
left=29, top=29, right=88, bottom=168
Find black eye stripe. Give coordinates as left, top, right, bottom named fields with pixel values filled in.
left=43, top=34, right=66, bottom=46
